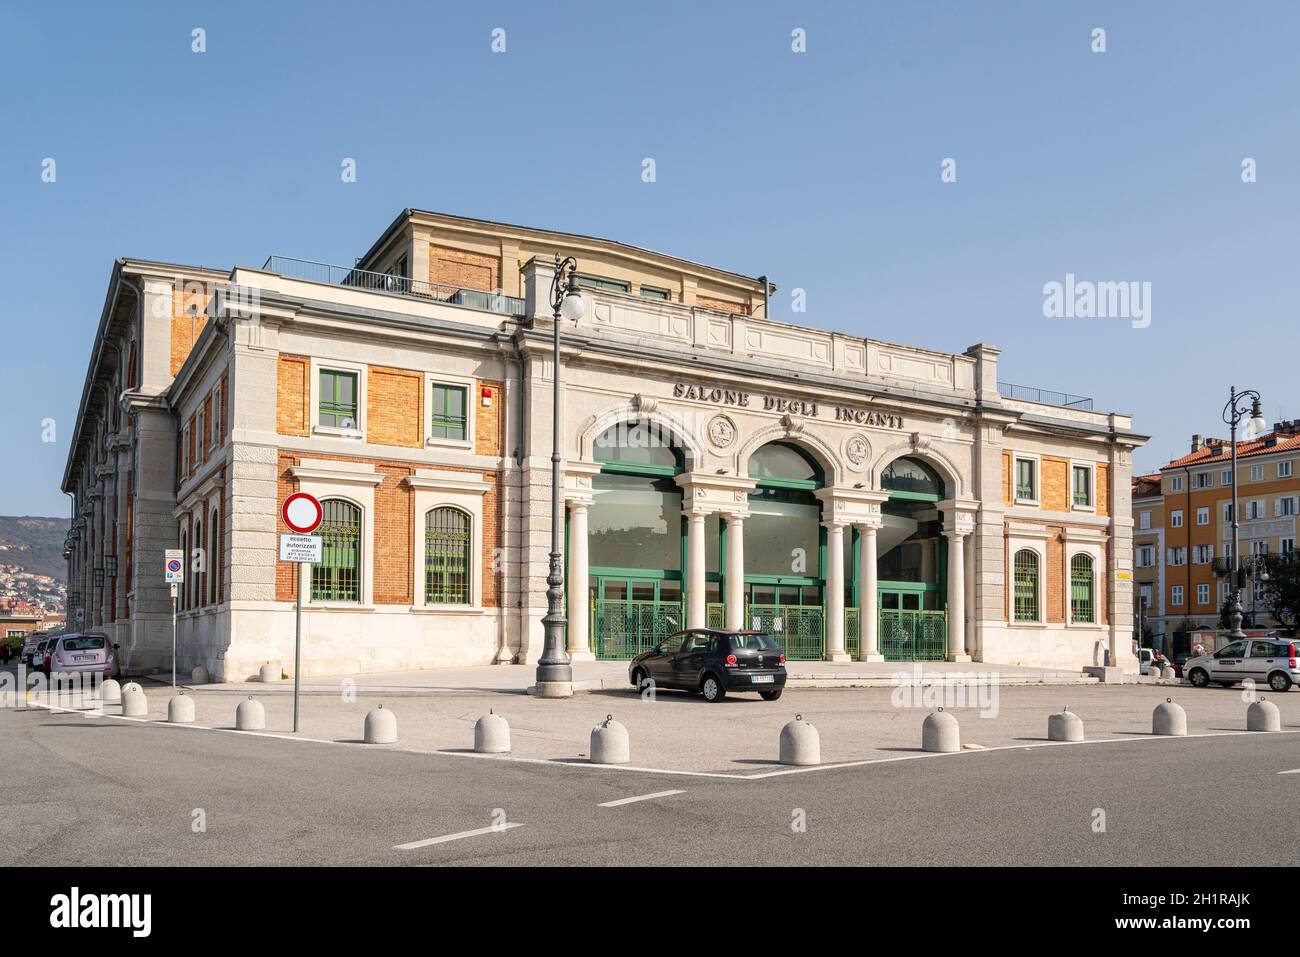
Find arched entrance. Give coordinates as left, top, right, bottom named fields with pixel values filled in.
left=875, top=457, right=948, bottom=660
left=584, top=420, right=704, bottom=658
left=742, top=442, right=827, bottom=659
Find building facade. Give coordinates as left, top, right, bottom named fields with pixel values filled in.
left=1139, top=427, right=1300, bottom=650
left=62, top=210, right=1145, bottom=680
left=1131, top=473, right=1165, bottom=644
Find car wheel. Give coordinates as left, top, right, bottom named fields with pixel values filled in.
left=700, top=674, right=726, bottom=702
left=630, top=667, right=647, bottom=689
left=759, top=689, right=783, bottom=701
left=1268, top=671, right=1292, bottom=693
left=1187, top=668, right=1209, bottom=688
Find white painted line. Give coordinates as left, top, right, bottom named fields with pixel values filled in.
left=394, top=823, right=522, bottom=850
left=1278, top=768, right=1300, bottom=775
left=598, top=789, right=685, bottom=808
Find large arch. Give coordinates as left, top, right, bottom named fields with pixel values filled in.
left=576, top=398, right=705, bottom=470
left=736, top=421, right=841, bottom=486
left=869, top=437, right=967, bottom=499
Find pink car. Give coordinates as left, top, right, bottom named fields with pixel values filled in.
left=47, top=633, right=119, bottom=678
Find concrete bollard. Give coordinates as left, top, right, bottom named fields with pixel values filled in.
left=363, top=705, right=397, bottom=744
left=1048, top=709, right=1085, bottom=742
left=1247, top=698, right=1281, bottom=732
left=191, top=665, right=209, bottom=685
left=1152, top=698, right=1187, bottom=736
left=100, top=679, right=122, bottom=704
left=590, top=714, right=630, bottom=765
left=1161, top=665, right=1176, bottom=681
left=167, top=694, right=195, bottom=724
left=258, top=663, right=280, bottom=683
left=474, top=710, right=511, bottom=753
left=235, top=697, right=265, bottom=731
left=120, top=681, right=142, bottom=697
left=121, top=686, right=148, bottom=717
left=778, top=714, right=821, bottom=766
left=922, top=709, right=960, bottom=753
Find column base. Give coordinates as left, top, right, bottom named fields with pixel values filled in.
left=534, top=681, right=574, bottom=698
left=858, top=653, right=885, bottom=663
left=824, top=652, right=852, bottom=663
left=567, top=650, right=596, bottom=662
left=947, top=654, right=972, bottom=663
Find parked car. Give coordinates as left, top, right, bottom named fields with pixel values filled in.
left=1184, top=638, right=1298, bottom=693
left=629, top=629, right=787, bottom=702
left=47, top=633, right=119, bottom=678
left=31, top=639, right=51, bottom=674
left=1136, top=647, right=1168, bottom=674
left=1169, top=651, right=1194, bottom=678
left=20, top=635, right=43, bottom=667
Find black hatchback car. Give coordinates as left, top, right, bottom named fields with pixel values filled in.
left=628, top=629, right=787, bottom=702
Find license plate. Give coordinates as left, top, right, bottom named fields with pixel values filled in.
left=74, top=655, right=91, bottom=662
left=751, top=674, right=774, bottom=684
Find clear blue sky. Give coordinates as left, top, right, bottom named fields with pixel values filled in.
left=2, top=0, right=1297, bottom=516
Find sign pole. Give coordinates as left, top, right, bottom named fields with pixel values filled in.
left=294, top=563, right=302, bottom=732
left=171, top=583, right=178, bottom=689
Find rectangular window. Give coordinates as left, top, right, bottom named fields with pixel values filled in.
left=638, top=285, right=671, bottom=301
left=428, top=384, right=468, bottom=442
left=1280, top=460, right=1294, bottom=478
left=196, top=409, right=205, bottom=464
left=1197, top=583, right=1210, bottom=605
left=1170, top=475, right=1184, bottom=492
left=311, top=500, right=361, bottom=602
left=574, top=273, right=630, bottom=293
left=1139, top=511, right=1151, bottom=530
left=210, top=385, right=221, bottom=447
left=1193, top=472, right=1212, bottom=489
left=1246, top=500, right=1264, bottom=520
left=1139, top=583, right=1153, bottom=608
left=1250, top=540, right=1268, bottom=557
left=1171, top=584, right=1184, bottom=606
left=1013, top=550, right=1039, bottom=622
left=1194, top=544, right=1213, bottom=564
left=1222, top=469, right=1233, bottom=486
left=1196, top=506, right=1209, bottom=525
left=1168, top=547, right=1186, bottom=566
left=1250, top=464, right=1263, bottom=481
left=1069, top=554, right=1095, bottom=623
left=424, top=507, right=471, bottom=604
left=1171, top=509, right=1183, bottom=528
left=318, top=370, right=359, bottom=429
left=1282, top=538, right=1295, bottom=554
left=1136, top=546, right=1155, bottom=568
left=1015, top=458, right=1037, bottom=501
left=1072, top=465, right=1093, bottom=507
left=1278, top=496, right=1298, bottom=517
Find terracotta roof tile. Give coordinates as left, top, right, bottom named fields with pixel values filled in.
left=1159, top=433, right=1300, bottom=471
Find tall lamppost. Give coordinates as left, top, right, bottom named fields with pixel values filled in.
left=1223, top=385, right=1267, bottom=639
left=535, top=254, right=585, bottom=698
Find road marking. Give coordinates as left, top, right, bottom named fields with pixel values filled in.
left=1279, top=768, right=1300, bottom=775
left=598, top=789, right=685, bottom=807
left=394, top=823, right=523, bottom=850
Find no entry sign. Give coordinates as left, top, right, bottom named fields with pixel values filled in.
left=282, top=492, right=323, bottom=534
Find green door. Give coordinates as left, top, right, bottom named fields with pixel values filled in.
left=745, top=582, right=824, bottom=660
left=878, top=587, right=947, bottom=661
left=590, top=575, right=683, bottom=660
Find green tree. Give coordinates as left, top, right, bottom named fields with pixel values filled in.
left=1260, top=551, right=1300, bottom=633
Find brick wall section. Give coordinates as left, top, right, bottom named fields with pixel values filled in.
left=220, top=371, right=229, bottom=443
left=1001, top=452, right=1012, bottom=504
left=475, top=379, right=503, bottom=456
left=170, top=289, right=210, bottom=376
left=430, top=244, right=500, bottom=293
left=1045, top=527, right=1065, bottom=622
left=277, top=355, right=309, bottom=436
left=1041, top=457, right=1068, bottom=511
left=1096, top=464, right=1110, bottom=516
left=273, top=450, right=501, bottom=608
left=367, top=366, right=423, bottom=448
left=696, top=294, right=748, bottom=315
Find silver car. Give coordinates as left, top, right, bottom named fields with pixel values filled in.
left=1184, top=637, right=1298, bottom=693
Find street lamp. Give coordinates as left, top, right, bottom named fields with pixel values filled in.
left=535, top=254, right=585, bottom=698
left=1222, top=385, right=1267, bottom=639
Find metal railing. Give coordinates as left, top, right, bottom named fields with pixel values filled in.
left=998, top=381, right=1093, bottom=411
left=261, top=256, right=526, bottom=317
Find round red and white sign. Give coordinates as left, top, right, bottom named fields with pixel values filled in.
left=282, top=492, right=323, bottom=534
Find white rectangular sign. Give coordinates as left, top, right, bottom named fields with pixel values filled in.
left=165, top=548, right=185, bottom=583
left=279, top=534, right=323, bottom=563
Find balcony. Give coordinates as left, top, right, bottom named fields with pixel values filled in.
left=261, top=256, right=526, bottom=318
left=997, top=380, right=1093, bottom=411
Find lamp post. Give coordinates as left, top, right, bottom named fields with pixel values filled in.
left=1222, top=385, right=1267, bottom=639
left=535, top=254, right=585, bottom=698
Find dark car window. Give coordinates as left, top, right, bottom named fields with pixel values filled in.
left=1216, top=641, right=1246, bottom=658
left=61, top=636, right=106, bottom=652
left=657, top=635, right=685, bottom=655
left=729, top=633, right=780, bottom=652
left=681, top=633, right=713, bottom=654
left=1248, top=641, right=1281, bottom=657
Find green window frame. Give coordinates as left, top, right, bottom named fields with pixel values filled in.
left=1015, top=458, right=1036, bottom=501
left=319, top=370, right=358, bottom=429
left=1013, top=548, right=1039, bottom=622
left=311, top=499, right=361, bottom=602
left=574, top=273, right=630, bottom=293
left=1072, top=465, right=1092, bottom=507
left=638, top=285, right=670, bottom=301
left=425, top=507, right=471, bottom=604
left=429, top=384, right=468, bottom=441
left=1070, top=553, right=1095, bottom=623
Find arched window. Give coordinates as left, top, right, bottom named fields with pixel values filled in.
left=425, top=507, right=471, bottom=604
left=593, top=421, right=684, bottom=473
left=747, top=442, right=822, bottom=484
left=881, top=457, right=943, bottom=498
left=312, top=499, right=362, bottom=602
left=1070, top=553, right=1095, bottom=623
left=209, top=508, right=219, bottom=605
left=1013, top=549, right=1040, bottom=622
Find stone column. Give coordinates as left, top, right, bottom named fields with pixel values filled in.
left=964, top=533, right=976, bottom=659
left=824, top=522, right=849, bottom=661
left=686, top=511, right=707, bottom=629
left=565, top=499, right=593, bottom=661
left=946, top=528, right=971, bottom=662
left=858, top=524, right=883, bottom=661
left=724, top=514, right=745, bottom=631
